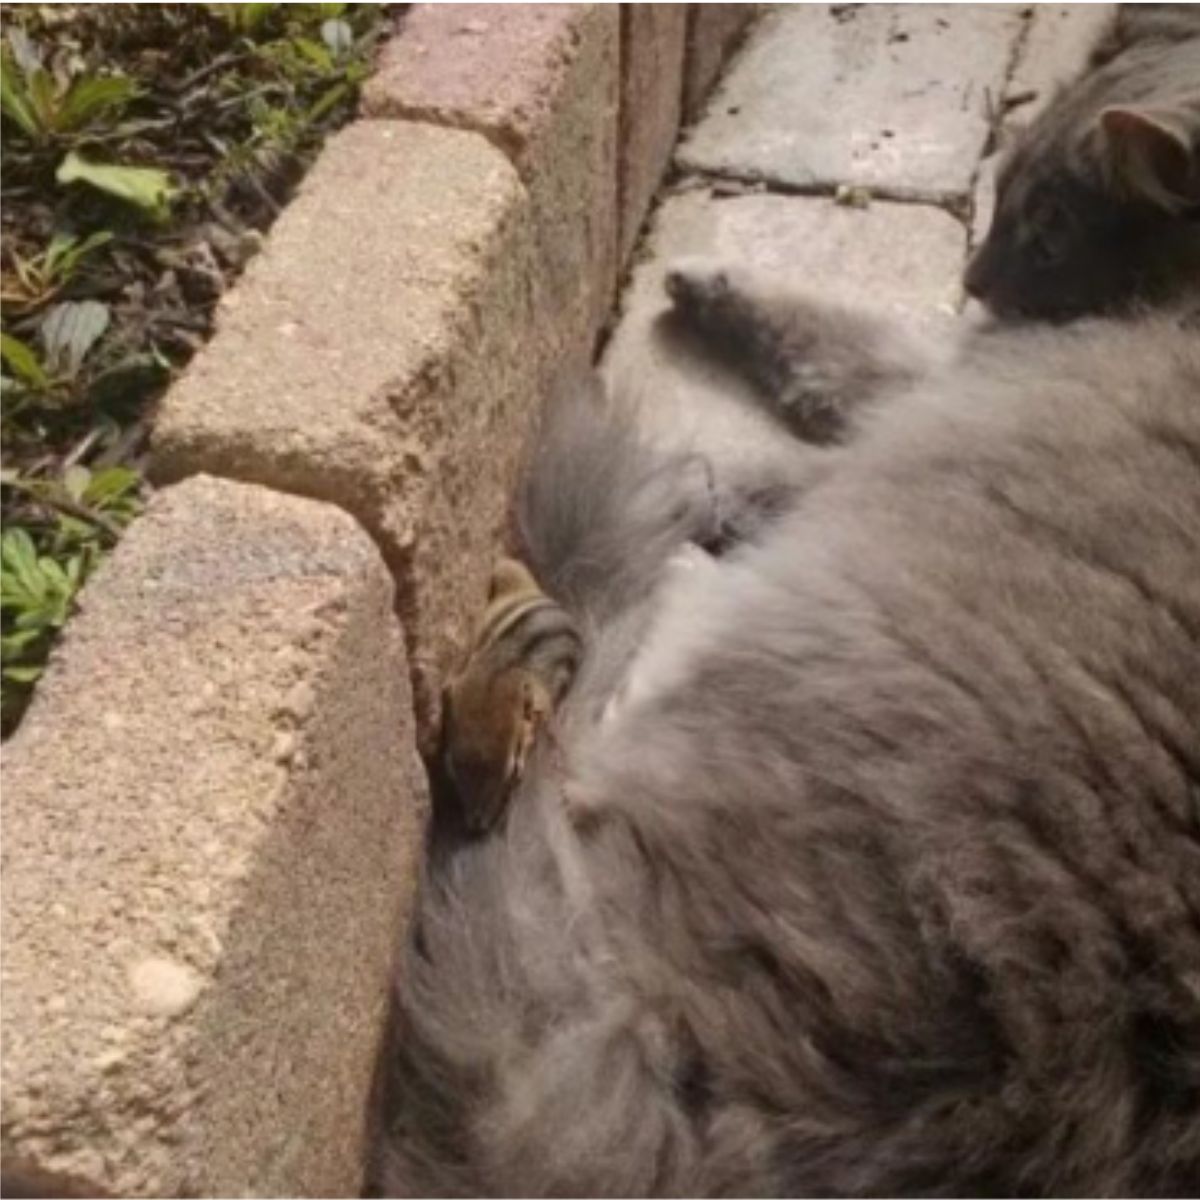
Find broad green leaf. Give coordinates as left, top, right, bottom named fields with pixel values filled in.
left=43, top=230, right=113, bottom=281
left=15, top=608, right=57, bottom=631
left=56, top=151, right=175, bottom=217
left=39, top=299, right=110, bottom=377
left=1, top=628, right=42, bottom=655
left=2, top=665, right=43, bottom=685
left=2, top=527, right=39, bottom=566
left=0, top=332, right=49, bottom=388
left=27, top=65, right=56, bottom=130
left=294, top=37, right=333, bottom=71
left=1, top=529, right=46, bottom=604
left=36, top=556, right=71, bottom=594
left=0, top=51, right=39, bottom=138
left=58, top=74, right=138, bottom=131
left=55, top=515, right=94, bottom=546
left=64, top=553, right=88, bottom=589
left=42, top=232, right=80, bottom=277
left=308, top=79, right=349, bottom=122
left=83, top=465, right=139, bottom=507
left=63, top=464, right=91, bottom=501
left=217, top=3, right=276, bottom=33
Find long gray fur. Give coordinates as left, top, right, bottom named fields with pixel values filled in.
left=379, top=6, right=1200, bottom=1194
left=381, top=306, right=1200, bottom=1196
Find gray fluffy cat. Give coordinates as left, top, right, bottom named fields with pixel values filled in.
left=378, top=9, right=1200, bottom=1196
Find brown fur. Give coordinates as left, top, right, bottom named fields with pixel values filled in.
left=437, top=558, right=581, bottom=837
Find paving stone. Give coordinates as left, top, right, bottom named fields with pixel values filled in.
left=1, top=476, right=426, bottom=1198
left=682, top=4, right=759, bottom=122
left=620, top=4, right=688, bottom=260
left=151, top=121, right=536, bottom=750
left=603, top=186, right=966, bottom=474
left=676, top=4, right=1025, bottom=202
left=364, top=3, right=620, bottom=370
left=1005, top=4, right=1115, bottom=128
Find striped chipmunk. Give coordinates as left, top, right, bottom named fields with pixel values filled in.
left=435, top=557, right=582, bottom=836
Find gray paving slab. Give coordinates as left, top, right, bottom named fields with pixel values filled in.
left=676, top=4, right=1025, bottom=202
left=1006, top=4, right=1115, bottom=128
left=603, top=186, right=966, bottom=471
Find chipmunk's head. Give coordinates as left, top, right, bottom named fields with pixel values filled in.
left=441, top=670, right=539, bottom=835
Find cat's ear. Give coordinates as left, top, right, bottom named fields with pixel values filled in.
left=1098, top=105, right=1198, bottom=213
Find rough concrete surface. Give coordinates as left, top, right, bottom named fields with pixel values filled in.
left=676, top=4, right=1023, bottom=201
left=619, top=4, right=688, bottom=261
left=682, top=4, right=759, bottom=121
left=1, top=476, right=426, bottom=1198
left=364, top=3, right=620, bottom=372
left=603, top=186, right=964, bottom=473
left=151, top=121, right=535, bottom=750
left=1006, top=4, right=1115, bottom=127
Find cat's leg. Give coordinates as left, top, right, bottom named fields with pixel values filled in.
left=665, top=259, right=934, bottom=444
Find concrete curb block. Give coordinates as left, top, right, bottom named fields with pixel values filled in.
left=363, top=4, right=621, bottom=377
left=683, top=4, right=759, bottom=122
left=620, top=5, right=688, bottom=262
left=4, top=7, right=754, bottom=1193
left=1, top=476, right=427, bottom=1198
left=151, top=120, right=536, bottom=751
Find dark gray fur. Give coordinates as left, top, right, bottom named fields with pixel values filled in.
left=965, top=4, right=1200, bottom=320
left=380, top=305, right=1200, bottom=1196
left=663, top=262, right=934, bottom=444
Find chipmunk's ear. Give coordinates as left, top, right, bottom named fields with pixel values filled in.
left=1098, top=104, right=1199, bottom=212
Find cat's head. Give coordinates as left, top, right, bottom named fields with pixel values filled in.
left=965, top=67, right=1200, bottom=320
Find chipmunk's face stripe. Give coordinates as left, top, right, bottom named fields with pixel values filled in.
left=440, top=561, right=583, bottom=836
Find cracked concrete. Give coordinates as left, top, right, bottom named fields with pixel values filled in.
left=676, top=4, right=1024, bottom=203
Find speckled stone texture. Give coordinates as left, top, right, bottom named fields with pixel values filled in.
left=151, top=121, right=535, bottom=749
left=1, top=475, right=426, bottom=1198
left=364, top=3, right=620, bottom=373
left=682, top=4, right=758, bottom=121
left=619, top=5, right=688, bottom=260
left=676, top=4, right=1024, bottom=202
left=1007, top=4, right=1115, bottom=127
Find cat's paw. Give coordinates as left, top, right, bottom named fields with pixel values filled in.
left=664, top=257, right=738, bottom=325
